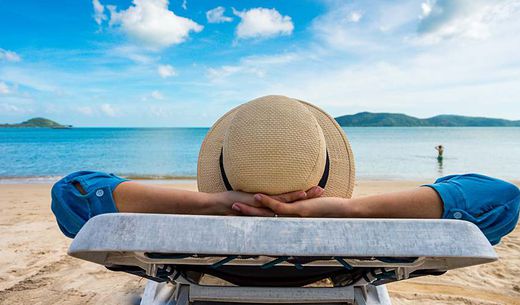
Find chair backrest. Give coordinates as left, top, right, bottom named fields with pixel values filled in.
left=68, top=213, right=497, bottom=286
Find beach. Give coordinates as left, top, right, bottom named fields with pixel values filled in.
left=0, top=180, right=519, bottom=305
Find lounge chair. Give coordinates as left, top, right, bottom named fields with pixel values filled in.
left=68, top=214, right=497, bottom=305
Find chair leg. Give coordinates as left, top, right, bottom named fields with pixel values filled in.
left=355, top=285, right=392, bottom=305
left=141, top=280, right=159, bottom=305
left=175, top=285, right=190, bottom=305
left=140, top=280, right=177, bottom=305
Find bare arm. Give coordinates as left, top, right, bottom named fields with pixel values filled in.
left=107, top=181, right=322, bottom=216
left=346, top=187, right=443, bottom=218
left=233, top=187, right=443, bottom=218
left=113, top=182, right=218, bottom=214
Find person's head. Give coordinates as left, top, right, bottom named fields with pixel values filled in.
left=197, top=95, right=355, bottom=198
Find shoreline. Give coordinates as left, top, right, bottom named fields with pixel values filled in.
left=2, top=175, right=518, bottom=186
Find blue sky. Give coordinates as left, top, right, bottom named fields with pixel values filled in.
left=1, top=0, right=519, bottom=127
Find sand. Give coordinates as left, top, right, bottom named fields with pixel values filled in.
left=0, top=180, right=519, bottom=305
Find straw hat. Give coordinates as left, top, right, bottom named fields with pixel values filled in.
left=197, top=95, right=355, bottom=198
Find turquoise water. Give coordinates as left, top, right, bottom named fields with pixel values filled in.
left=1, top=127, right=519, bottom=182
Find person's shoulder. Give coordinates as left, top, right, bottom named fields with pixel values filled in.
left=445, top=174, right=519, bottom=198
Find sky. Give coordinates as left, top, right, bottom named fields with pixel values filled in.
left=0, top=0, right=519, bottom=127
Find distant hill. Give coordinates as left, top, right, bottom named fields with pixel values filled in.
left=335, top=112, right=520, bottom=127
left=0, top=117, right=71, bottom=128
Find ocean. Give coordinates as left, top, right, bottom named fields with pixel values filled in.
left=0, top=127, right=519, bottom=183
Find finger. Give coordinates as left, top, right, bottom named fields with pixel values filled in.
left=255, top=194, right=296, bottom=215
left=239, top=199, right=263, bottom=208
left=305, top=187, right=317, bottom=198
left=306, top=186, right=324, bottom=199
left=273, top=190, right=307, bottom=203
left=232, top=192, right=263, bottom=207
left=232, top=202, right=275, bottom=217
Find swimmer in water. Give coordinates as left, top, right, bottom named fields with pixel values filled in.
left=435, top=145, right=444, bottom=160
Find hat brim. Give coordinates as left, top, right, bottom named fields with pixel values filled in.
left=197, top=98, right=355, bottom=198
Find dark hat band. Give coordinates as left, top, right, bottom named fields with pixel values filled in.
left=219, top=148, right=330, bottom=192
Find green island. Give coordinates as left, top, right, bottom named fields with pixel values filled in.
left=0, top=117, right=72, bottom=128
left=335, top=112, right=520, bottom=127
left=2, top=114, right=519, bottom=128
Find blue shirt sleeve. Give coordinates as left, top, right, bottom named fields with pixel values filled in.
left=51, top=171, right=127, bottom=238
left=424, top=174, right=520, bottom=245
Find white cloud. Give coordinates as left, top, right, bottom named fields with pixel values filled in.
left=311, top=3, right=392, bottom=52
left=0, top=49, right=21, bottom=62
left=108, top=45, right=157, bottom=64
left=211, top=44, right=520, bottom=119
left=199, top=0, right=520, bottom=120
left=157, top=64, right=177, bottom=78
left=0, top=66, right=59, bottom=93
left=151, top=90, right=164, bottom=100
left=207, top=65, right=255, bottom=80
left=107, top=0, right=203, bottom=49
left=141, top=90, right=166, bottom=101
left=233, top=8, right=293, bottom=39
left=206, top=53, right=299, bottom=81
left=421, top=1, right=433, bottom=17
left=416, top=0, right=520, bottom=44
left=181, top=0, right=187, bottom=10
left=0, top=103, right=33, bottom=114
left=206, top=7, right=233, bottom=23
left=0, top=81, right=10, bottom=94
left=311, top=1, right=425, bottom=52
left=348, top=11, right=363, bottom=23
left=100, top=103, right=117, bottom=117
left=92, top=0, right=107, bottom=25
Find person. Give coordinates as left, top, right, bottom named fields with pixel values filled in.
left=435, top=145, right=444, bottom=159
left=51, top=96, right=520, bottom=246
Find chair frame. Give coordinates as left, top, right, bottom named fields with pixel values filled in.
left=68, top=214, right=497, bottom=305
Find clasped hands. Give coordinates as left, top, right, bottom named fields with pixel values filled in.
left=210, top=186, right=353, bottom=218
